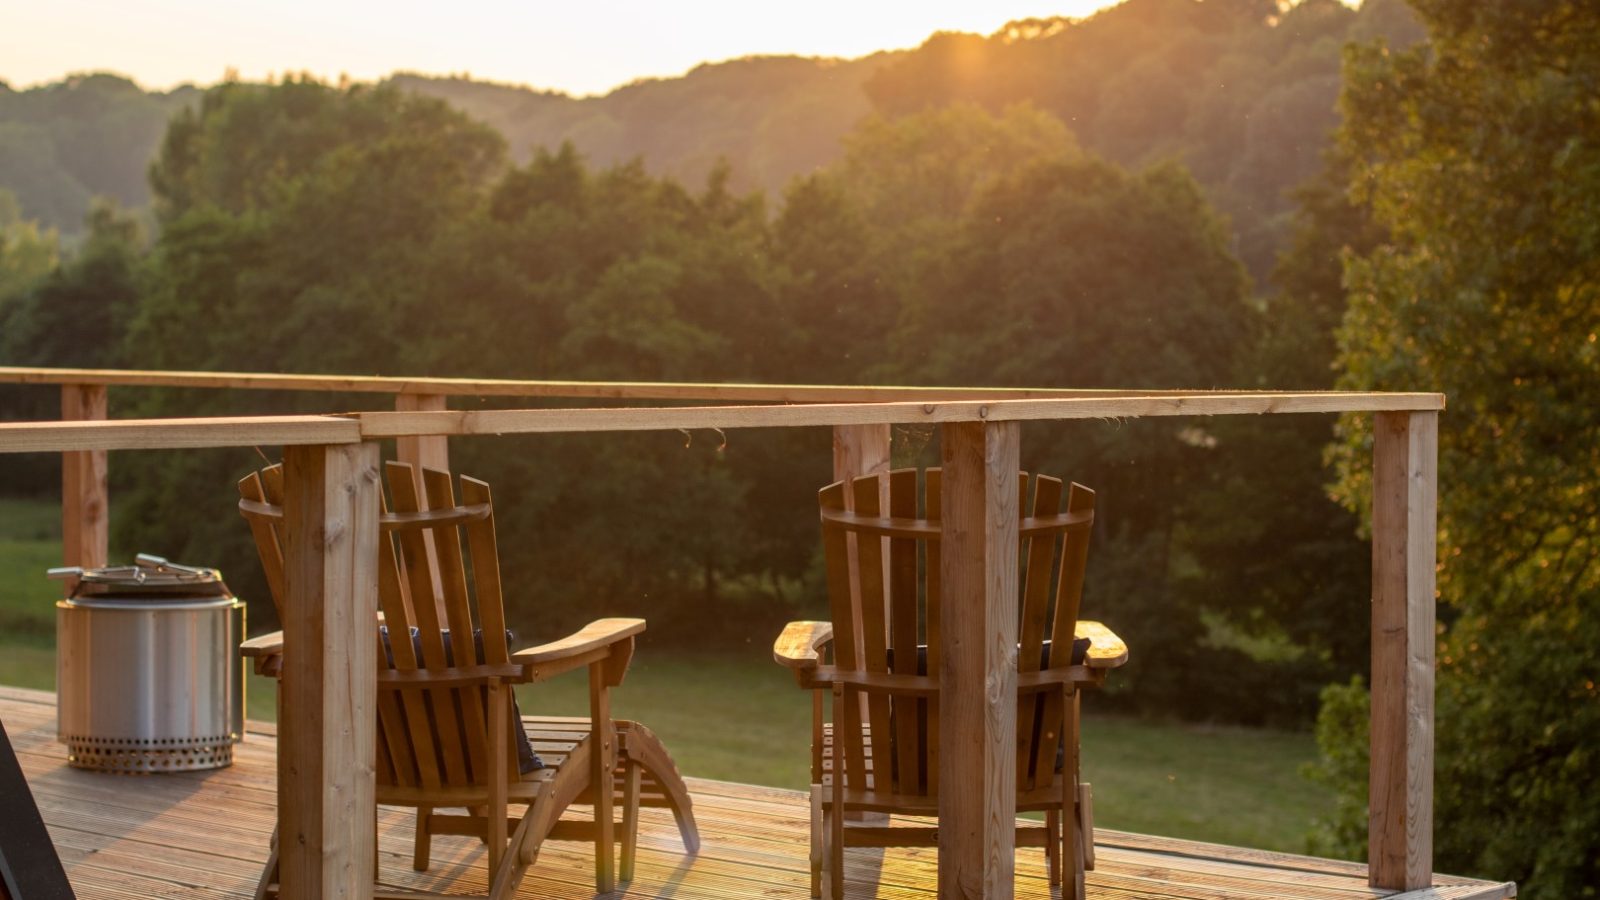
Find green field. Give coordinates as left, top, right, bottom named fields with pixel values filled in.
left=0, top=497, right=1334, bottom=854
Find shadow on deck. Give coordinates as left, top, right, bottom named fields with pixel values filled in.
left=0, top=687, right=1512, bottom=899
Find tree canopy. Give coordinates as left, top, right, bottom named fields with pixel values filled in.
left=1304, top=2, right=1600, bottom=894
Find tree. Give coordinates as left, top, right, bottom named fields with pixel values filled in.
left=898, top=155, right=1258, bottom=714
left=0, top=198, right=140, bottom=495
left=1312, top=3, right=1600, bottom=894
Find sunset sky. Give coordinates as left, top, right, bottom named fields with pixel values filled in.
left=2, top=0, right=1120, bottom=96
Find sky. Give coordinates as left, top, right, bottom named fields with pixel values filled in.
left=1, top=0, right=1120, bottom=97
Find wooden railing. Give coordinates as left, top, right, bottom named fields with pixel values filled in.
left=2, top=365, right=1319, bottom=579
left=0, top=366, right=1444, bottom=899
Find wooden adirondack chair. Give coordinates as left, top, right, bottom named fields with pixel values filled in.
left=237, top=461, right=699, bottom=899
left=774, top=469, right=1128, bottom=900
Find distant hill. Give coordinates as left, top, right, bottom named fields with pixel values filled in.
left=0, top=0, right=1422, bottom=281
left=0, top=73, right=198, bottom=232
left=390, top=53, right=894, bottom=197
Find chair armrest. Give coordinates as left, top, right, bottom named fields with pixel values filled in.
left=1077, top=620, right=1129, bottom=669
left=774, top=621, right=833, bottom=670
left=512, top=617, right=645, bottom=685
left=241, top=630, right=284, bottom=658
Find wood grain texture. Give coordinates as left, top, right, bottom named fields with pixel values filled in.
left=834, top=423, right=892, bottom=666
left=938, top=421, right=1020, bottom=899
left=1370, top=411, right=1438, bottom=892
left=59, top=383, right=108, bottom=593
left=0, top=365, right=1448, bottom=407
left=392, top=394, right=449, bottom=472
left=0, top=686, right=1517, bottom=900
left=357, top=391, right=1445, bottom=441
left=0, top=416, right=360, bottom=453
left=280, top=442, right=381, bottom=900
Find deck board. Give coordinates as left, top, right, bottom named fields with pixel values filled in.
left=0, top=688, right=1513, bottom=899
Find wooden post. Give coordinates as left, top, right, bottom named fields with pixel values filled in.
left=1369, top=410, right=1437, bottom=891
left=938, top=420, right=1020, bottom=900
left=393, top=393, right=449, bottom=473
left=394, top=393, right=449, bottom=611
left=279, top=442, right=380, bottom=900
left=60, top=384, right=108, bottom=593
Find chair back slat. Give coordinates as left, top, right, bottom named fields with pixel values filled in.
left=372, top=478, right=444, bottom=789
left=236, top=468, right=288, bottom=622
left=817, top=467, right=1096, bottom=803
left=461, top=477, right=509, bottom=666
left=850, top=476, right=894, bottom=796
left=818, top=482, right=869, bottom=794
left=886, top=469, right=922, bottom=795
left=238, top=461, right=526, bottom=793
left=384, top=463, right=472, bottom=787
left=1017, top=475, right=1064, bottom=789
left=422, top=466, right=494, bottom=785
left=1030, top=481, right=1096, bottom=789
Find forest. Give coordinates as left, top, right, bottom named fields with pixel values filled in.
left=0, top=1, right=1595, bottom=896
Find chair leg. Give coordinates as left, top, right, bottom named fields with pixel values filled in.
left=488, top=807, right=538, bottom=900
left=1046, top=810, right=1062, bottom=887
left=589, top=665, right=617, bottom=896
left=254, top=826, right=279, bottom=899
left=809, top=785, right=824, bottom=898
left=827, top=783, right=845, bottom=900
left=412, top=805, right=433, bottom=872
left=1079, top=783, right=1096, bottom=871
left=621, top=760, right=642, bottom=884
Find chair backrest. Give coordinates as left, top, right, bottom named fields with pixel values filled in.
left=818, top=468, right=1095, bottom=801
left=238, top=460, right=517, bottom=792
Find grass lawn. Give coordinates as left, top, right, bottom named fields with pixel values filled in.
left=0, top=496, right=1336, bottom=855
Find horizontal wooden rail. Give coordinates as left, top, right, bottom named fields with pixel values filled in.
left=355, top=392, right=1444, bottom=437
left=0, top=416, right=359, bottom=453
left=0, top=365, right=1445, bottom=406
left=0, top=392, right=1443, bottom=452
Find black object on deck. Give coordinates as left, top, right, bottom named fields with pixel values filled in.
left=0, top=717, right=74, bottom=899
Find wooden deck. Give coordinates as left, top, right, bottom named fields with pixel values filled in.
left=0, top=688, right=1512, bottom=900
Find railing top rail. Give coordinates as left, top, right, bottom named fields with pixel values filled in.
left=0, top=390, right=1443, bottom=453
left=0, top=365, right=1442, bottom=406
left=0, top=415, right=360, bottom=453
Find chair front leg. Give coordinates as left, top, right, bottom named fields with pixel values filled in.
left=827, top=684, right=846, bottom=900
left=486, top=679, right=510, bottom=879
left=589, top=660, right=617, bottom=895
left=1062, top=685, right=1086, bottom=900
left=621, top=759, right=642, bottom=884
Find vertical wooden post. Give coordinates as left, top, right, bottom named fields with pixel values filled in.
left=60, top=384, right=108, bottom=593
left=394, top=393, right=449, bottom=611
left=279, top=442, right=380, bottom=900
left=938, top=420, right=1020, bottom=900
left=393, top=393, right=449, bottom=473
left=1369, top=410, right=1437, bottom=891
left=831, top=423, right=890, bottom=486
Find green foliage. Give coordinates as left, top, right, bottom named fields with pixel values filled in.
left=389, top=53, right=889, bottom=199
left=1311, top=2, right=1600, bottom=893
left=863, top=0, right=1424, bottom=281
left=0, top=199, right=141, bottom=494
left=0, top=74, right=196, bottom=233
left=0, top=188, right=58, bottom=303
left=0, top=37, right=1405, bottom=741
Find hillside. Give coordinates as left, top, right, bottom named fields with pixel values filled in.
left=0, top=0, right=1422, bottom=280
left=391, top=52, right=893, bottom=196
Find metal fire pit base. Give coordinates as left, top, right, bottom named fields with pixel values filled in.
left=62, top=733, right=236, bottom=773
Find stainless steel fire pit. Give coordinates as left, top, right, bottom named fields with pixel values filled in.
left=53, top=555, right=245, bottom=773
